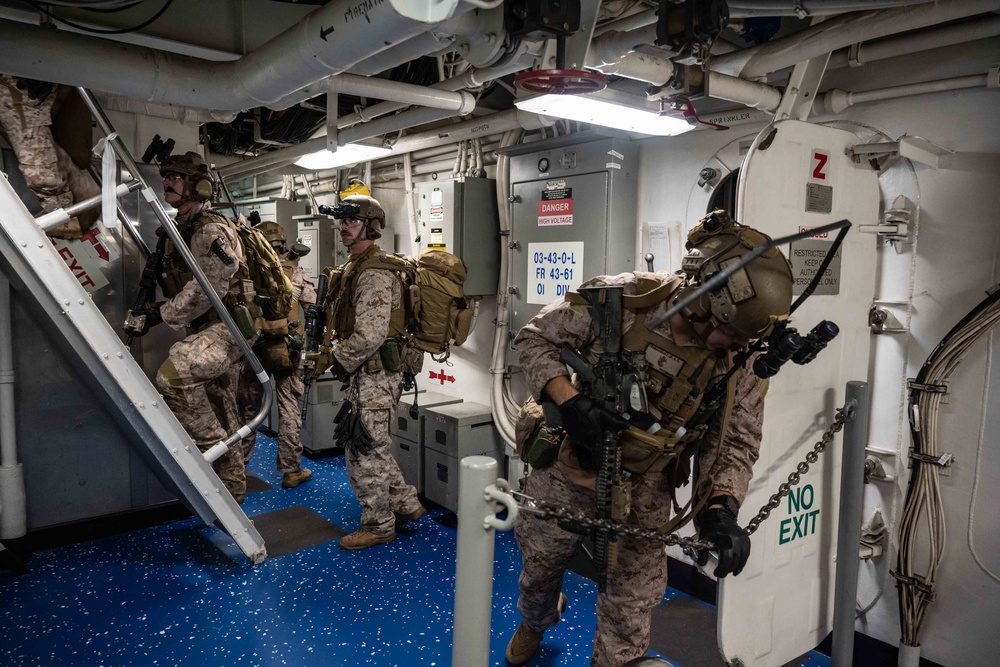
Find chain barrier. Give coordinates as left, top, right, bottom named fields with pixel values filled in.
left=510, top=403, right=854, bottom=552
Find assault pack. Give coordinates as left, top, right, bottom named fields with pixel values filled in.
left=323, top=246, right=473, bottom=367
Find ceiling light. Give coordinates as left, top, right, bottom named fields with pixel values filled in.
left=514, top=89, right=695, bottom=137
left=294, top=143, right=392, bottom=170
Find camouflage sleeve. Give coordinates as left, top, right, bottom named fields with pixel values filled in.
left=160, top=220, right=240, bottom=329
left=514, top=275, right=628, bottom=400
left=697, top=361, right=768, bottom=505
left=293, top=265, right=316, bottom=307
left=331, top=268, right=395, bottom=373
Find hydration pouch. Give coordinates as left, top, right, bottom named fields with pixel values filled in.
left=333, top=399, right=376, bottom=455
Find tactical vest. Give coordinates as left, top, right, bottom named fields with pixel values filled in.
left=566, top=273, right=730, bottom=476
left=159, top=210, right=246, bottom=330
left=281, top=258, right=301, bottom=327
left=328, top=244, right=410, bottom=342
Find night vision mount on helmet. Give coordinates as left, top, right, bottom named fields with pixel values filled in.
left=318, top=195, right=385, bottom=240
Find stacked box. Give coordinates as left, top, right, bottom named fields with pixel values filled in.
left=422, top=401, right=503, bottom=512
left=390, top=391, right=463, bottom=492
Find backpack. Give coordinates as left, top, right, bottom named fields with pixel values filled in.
left=231, top=217, right=294, bottom=323
left=324, top=247, right=473, bottom=365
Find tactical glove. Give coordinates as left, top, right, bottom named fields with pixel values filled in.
left=556, top=393, right=628, bottom=471
left=129, top=306, right=162, bottom=338
left=695, top=495, right=750, bottom=577
left=304, top=351, right=332, bottom=382
left=15, top=77, right=55, bottom=102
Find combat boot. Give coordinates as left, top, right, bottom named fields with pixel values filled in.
left=339, top=527, right=395, bottom=550
left=282, top=468, right=313, bottom=488
left=505, top=593, right=567, bottom=665
left=394, top=505, right=427, bottom=527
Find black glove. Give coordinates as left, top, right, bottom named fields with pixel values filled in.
left=695, top=495, right=750, bottom=577
left=136, top=306, right=162, bottom=337
left=15, top=77, right=55, bottom=102
left=556, top=394, right=628, bottom=471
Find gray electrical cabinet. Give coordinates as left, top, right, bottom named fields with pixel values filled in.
left=422, top=401, right=503, bottom=512
left=390, top=391, right=464, bottom=493
left=295, top=214, right=338, bottom=283
left=235, top=197, right=309, bottom=244
left=300, top=373, right=348, bottom=456
left=508, top=137, right=639, bottom=333
left=416, top=177, right=500, bottom=296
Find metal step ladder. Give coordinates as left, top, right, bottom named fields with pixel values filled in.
left=0, top=97, right=268, bottom=564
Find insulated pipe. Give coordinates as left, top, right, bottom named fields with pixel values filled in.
left=0, top=272, right=26, bottom=539
left=707, top=71, right=784, bottom=110
left=593, top=8, right=658, bottom=37
left=269, top=72, right=478, bottom=114
left=0, top=0, right=470, bottom=111
left=92, top=94, right=238, bottom=124
left=832, top=381, right=870, bottom=667
left=827, top=15, right=1000, bottom=70
left=728, top=0, right=937, bottom=17
left=710, top=0, right=1000, bottom=79
left=373, top=155, right=497, bottom=182
left=815, top=74, right=991, bottom=115
left=587, top=50, right=676, bottom=85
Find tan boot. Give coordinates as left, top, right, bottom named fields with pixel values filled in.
left=282, top=468, right=313, bottom=488
left=505, top=593, right=567, bottom=665
left=393, top=505, right=427, bottom=528
left=339, top=527, right=395, bottom=551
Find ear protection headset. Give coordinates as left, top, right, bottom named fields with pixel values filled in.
left=191, top=164, right=216, bottom=202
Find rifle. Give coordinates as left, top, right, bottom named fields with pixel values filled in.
left=123, top=231, right=167, bottom=346
left=557, top=285, right=628, bottom=592
left=301, top=271, right=329, bottom=423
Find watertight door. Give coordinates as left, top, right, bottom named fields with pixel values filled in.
left=0, top=175, right=266, bottom=564
left=720, top=119, right=880, bottom=666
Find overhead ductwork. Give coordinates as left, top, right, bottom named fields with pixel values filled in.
left=0, top=0, right=474, bottom=112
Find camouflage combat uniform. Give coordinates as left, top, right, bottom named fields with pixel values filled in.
left=333, top=246, right=423, bottom=535
left=155, top=206, right=248, bottom=500
left=513, top=271, right=767, bottom=667
left=240, top=262, right=316, bottom=472
left=0, top=75, right=73, bottom=214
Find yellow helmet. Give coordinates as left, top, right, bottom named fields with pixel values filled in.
left=677, top=210, right=794, bottom=339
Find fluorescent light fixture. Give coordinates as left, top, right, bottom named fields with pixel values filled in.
left=515, top=88, right=694, bottom=137
left=294, top=143, right=392, bottom=170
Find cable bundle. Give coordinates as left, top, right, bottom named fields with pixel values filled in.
left=897, top=284, right=1000, bottom=647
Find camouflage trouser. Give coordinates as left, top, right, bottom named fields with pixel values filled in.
left=0, top=76, right=72, bottom=214
left=514, top=463, right=674, bottom=667
left=156, top=322, right=246, bottom=499
left=344, top=408, right=422, bottom=534
left=238, top=367, right=306, bottom=473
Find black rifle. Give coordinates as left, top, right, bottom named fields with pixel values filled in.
left=123, top=231, right=167, bottom=346
left=301, top=271, right=329, bottom=423
left=557, top=285, right=628, bottom=592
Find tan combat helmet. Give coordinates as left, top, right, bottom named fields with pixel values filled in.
left=678, top=210, right=794, bottom=339
left=337, top=194, right=385, bottom=240
left=257, top=220, right=287, bottom=253
left=158, top=151, right=216, bottom=202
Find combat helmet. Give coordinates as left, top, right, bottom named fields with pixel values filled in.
left=158, top=151, right=216, bottom=202
left=328, top=194, right=385, bottom=240
left=677, top=210, right=793, bottom=339
left=257, top=220, right=287, bottom=251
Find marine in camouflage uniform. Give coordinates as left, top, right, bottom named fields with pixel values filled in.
left=507, top=214, right=794, bottom=667
left=311, top=195, right=426, bottom=550
left=239, top=235, right=317, bottom=486
left=137, top=153, right=249, bottom=503
left=0, top=75, right=73, bottom=214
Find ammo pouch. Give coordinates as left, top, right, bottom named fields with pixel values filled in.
left=620, top=426, right=684, bottom=476
left=379, top=339, right=404, bottom=373
left=229, top=303, right=258, bottom=341
left=333, top=399, right=375, bottom=455
left=514, top=396, right=564, bottom=470
left=401, top=343, right=424, bottom=375
left=255, top=337, right=294, bottom=373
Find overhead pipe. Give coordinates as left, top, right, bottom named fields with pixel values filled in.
left=91, top=93, right=238, bottom=124
left=815, top=73, right=993, bottom=115
left=827, top=15, right=1000, bottom=70
left=373, top=155, right=497, bottom=182
left=729, top=0, right=937, bottom=17
left=0, top=0, right=472, bottom=111
left=269, top=72, right=478, bottom=114
left=710, top=0, right=1000, bottom=78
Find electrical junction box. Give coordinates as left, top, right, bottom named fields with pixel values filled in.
left=416, top=177, right=500, bottom=296
left=294, top=214, right=337, bottom=284
left=422, top=401, right=503, bottom=512
left=390, top=391, right=464, bottom=493
left=300, top=372, right=347, bottom=456
left=507, top=136, right=639, bottom=334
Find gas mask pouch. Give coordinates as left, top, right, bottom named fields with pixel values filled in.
left=333, top=399, right=376, bottom=455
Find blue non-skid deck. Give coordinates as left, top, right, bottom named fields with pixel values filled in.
left=0, top=435, right=831, bottom=666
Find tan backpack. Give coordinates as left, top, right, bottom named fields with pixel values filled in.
left=408, top=248, right=473, bottom=361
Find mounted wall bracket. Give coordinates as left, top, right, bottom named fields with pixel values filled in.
left=868, top=299, right=908, bottom=335
left=850, top=135, right=954, bottom=169
left=859, top=195, right=912, bottom=253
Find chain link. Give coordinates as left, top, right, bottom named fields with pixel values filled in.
left=510, top=404, right=854, bottom=551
